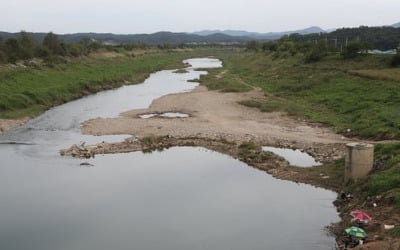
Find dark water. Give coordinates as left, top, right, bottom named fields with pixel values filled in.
left=0, top=58, right=338, bottom=250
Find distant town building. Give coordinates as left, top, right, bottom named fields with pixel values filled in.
left=368, top=49, right=397, bottom=54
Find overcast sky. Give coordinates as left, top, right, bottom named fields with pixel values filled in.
left=2, top=0, right=400, bottom=34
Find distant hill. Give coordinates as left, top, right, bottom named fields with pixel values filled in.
left=0, top=31, right=252, bottom=45
left=2, top=23, right=398, bottom=46
left=193, top=30, right=261, bottom=37
left=392, top=22, right=400, bottom=28
left=193, top=26, right=325, bottom=39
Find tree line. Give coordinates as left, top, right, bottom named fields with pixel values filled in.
left=246, top=30, right=400, bottom=66
left=0, top=31, right=229, bottom=65
left=0, top=31, right=120, bottom=64
left=288, top=26, right=400, bottom=51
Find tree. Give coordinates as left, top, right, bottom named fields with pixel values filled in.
left=262, top=41, right=278, bottom=52
left=18, top=31, right=36, bottom=59
left=278, top=39, right=297, bottom=55
left=245, top=40, right=261, bottom=52
left=0, top=37, right=5, bottom=63
left=390, top=53, right=400, bottom=67
left=304, top=42, right=328, bottom=63
left=4, top=38, right=20, bottom=63
left=341, top=42, right=362, bottom=58
left=43, top=32, right=65, bottom=55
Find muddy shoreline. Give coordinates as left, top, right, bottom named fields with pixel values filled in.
left=0, top=117, right=30, bottom=135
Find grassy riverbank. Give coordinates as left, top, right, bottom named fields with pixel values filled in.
left=0, top=49, right=218, bottom=119
left=202, top=51, right=400, bottom=140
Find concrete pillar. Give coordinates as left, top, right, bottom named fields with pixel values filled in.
left=345, top=143, right=374, bottom=182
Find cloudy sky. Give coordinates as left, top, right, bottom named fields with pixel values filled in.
left=2, top=0, right=400, bottom=34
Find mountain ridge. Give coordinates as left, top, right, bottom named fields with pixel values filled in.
left=192, top=26, right=326, bottom=39
left=392, top=22, right=400, bottom=28
left=0, top=31, right=252, bottom=45
left=1, top=22, right=399, bottom=45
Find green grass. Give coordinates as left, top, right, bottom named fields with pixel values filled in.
left=238, top=141, right=275, bottom=163
left=364, top=143, right=400, bottom=207
left=389, top=225, right=400, bottom=237
left=0, top=49, right=217, bottom=118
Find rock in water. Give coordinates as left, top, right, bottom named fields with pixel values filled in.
left=80, top=162, right=94, bottom=167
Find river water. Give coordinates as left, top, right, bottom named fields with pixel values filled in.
left=0, top=58, right=339, bottom=250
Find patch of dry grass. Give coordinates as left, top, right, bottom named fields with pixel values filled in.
left=349, top=69, right=400, bottom=82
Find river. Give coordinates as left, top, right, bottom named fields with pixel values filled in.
left=0, top=58, right=339, bottom=250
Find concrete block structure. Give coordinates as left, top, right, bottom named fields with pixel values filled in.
left=344, top=143, right=374, bottom=182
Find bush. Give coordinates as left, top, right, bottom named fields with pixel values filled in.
left=239, top=141, right=259, bottom=151
left=0, top=51, right=6, bottom=63
left=278, top=40, right=297, bottom=55
left=305, top=48, right=327, bottom=63
left=390, top=54, right=400, bottom=67
left=262, top=41, right=278, bottom=52
left=246, top=40, right=261, bottom=52
left=341, top=42, right=362, bottom=58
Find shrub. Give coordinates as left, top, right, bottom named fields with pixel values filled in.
left=305, top=48, right=327, bottom=63
left=262, top=41, right=278, bottom=52
left=388, top=224, right=400, bottom=238
left=0, top=51, right=6, bottom=63
left=341, top=42, right=362, bottom=59
left=278, top=40, right=297, bottom=56
left=239, top=141, right=259, bottom=151
left=246, top=40, right=261, bottom=52
left=390, top=54, right=400, bottom=67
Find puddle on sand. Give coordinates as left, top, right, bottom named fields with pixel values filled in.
left=139, top=112, right=189, bottom=119
left=263, top=146, right=322, bottom=167
left=159, top=112, right=189, bottom=118
left=139, top=113, right=158, bottom=119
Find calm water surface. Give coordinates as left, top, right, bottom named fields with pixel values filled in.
left=0, top=58, right=338, bottom=250
left=263, top=146, right=322, bottom=167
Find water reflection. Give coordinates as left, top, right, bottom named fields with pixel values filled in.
left=0, top=147, right=338, bottom=250
left=263, top=146, right=322, bottom=167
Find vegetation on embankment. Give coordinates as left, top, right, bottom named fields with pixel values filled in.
left=366, top=142, right=400, bottom=207
left=0, top=49, right=218, bottom=119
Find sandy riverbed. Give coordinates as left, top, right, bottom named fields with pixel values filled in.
left=0, top=118, right=30, bottom=135
left=82, top=86, right=351, bottom=154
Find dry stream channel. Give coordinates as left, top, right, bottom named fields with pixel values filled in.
left=0, top=58, right=339, bottom=250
